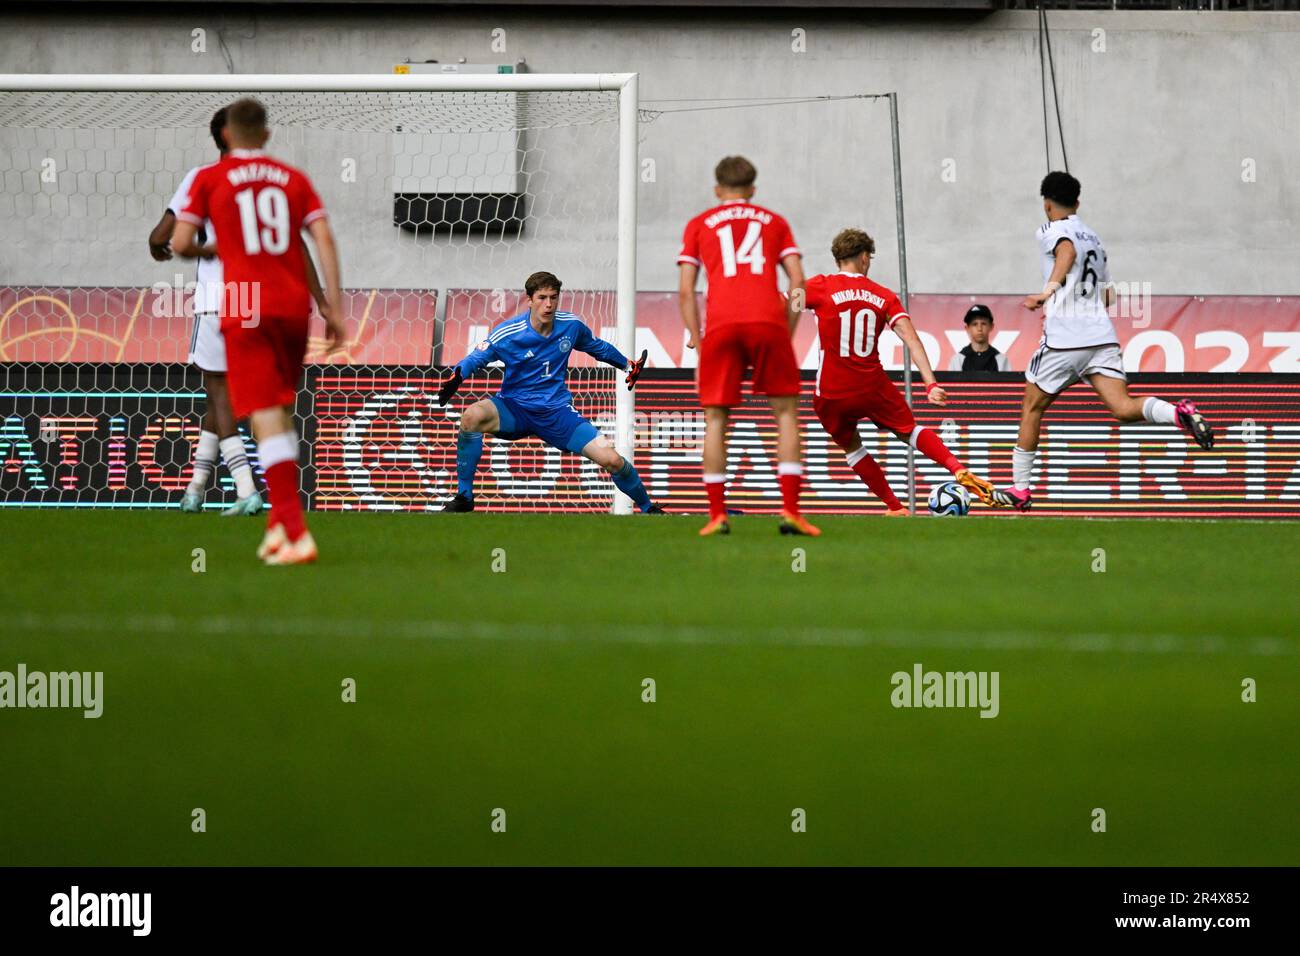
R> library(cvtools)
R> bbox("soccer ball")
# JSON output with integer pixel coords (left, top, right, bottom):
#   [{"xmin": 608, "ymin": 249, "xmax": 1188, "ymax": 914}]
[{"xmin": 928, "ymin": 481, "xmax": 970, "ymax": 516}]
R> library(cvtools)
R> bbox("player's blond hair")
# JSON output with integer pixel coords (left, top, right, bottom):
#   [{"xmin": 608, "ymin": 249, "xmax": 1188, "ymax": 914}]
[
  {"xmin": 831, "ymin": 228, "xmax": 876, "ymax": 263},
  {"xmin": 714, "ymin": 156, "xmax": 757, "ymax": 189}
]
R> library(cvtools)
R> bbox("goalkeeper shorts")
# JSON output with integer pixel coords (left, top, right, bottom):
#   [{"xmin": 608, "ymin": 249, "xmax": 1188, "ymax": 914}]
[{"xmin": 489, "ymin": 395, "xmax": 600, "ymax": 454}]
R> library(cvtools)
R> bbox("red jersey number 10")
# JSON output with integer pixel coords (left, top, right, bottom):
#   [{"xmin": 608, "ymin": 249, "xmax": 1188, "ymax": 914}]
[{"xmin": 838, "ymin": 307, "xmax": 878, "ymax": 358}]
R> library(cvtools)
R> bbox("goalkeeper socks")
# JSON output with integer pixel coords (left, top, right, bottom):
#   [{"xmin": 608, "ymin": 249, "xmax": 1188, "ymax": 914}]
[
  {"xmin": 1012, "ymin": 446, "xmax": 1037, "ymax": 491},
  {"xmin": 456, "ymin": 430, "xmax": 484, "ymax": 499},
  {"xmin": 188, "ymin": 429, "xmax": 219, "ymax": 493},
  {"xmin": 704, "ymin": 472, "xmax": 727, "ymax": 520},
  {"xmin": 611, "ymin": 459, "xmax": 653, "ymax": 512},
  {"xmin": 258, "ymin": 431, "xmax": 306, "ymax": 542},
  {"xmin": 219, "ymin": 434, "xmax": 257, "ymax": 498},
  {"xmin": 777, "ymin": 461, "xmax": 803, "ymax": 514},
  {"xmin": 911, "ymin": 427, "xmax": 962, "ymax": 476},
  {"xmin": 847, "ymin": 446, "xmax": 902, "ymax": 510},
  {"xmin": 1141, "ymin": 396, "xmax": 1178, "ymax": 425}
]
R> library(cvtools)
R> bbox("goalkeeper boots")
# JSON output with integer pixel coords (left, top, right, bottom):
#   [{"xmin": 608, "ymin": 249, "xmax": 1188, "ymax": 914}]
[
  {"xmin": 222, "ymin": 493, "xmax": 264, "ymax": 517},
  {"xmin": 179, "ymin": 490, "xmax": 204, "ymax": 513},
  {"xmin": 441, "ymin": 493, "xmax": 475, "ymax": 513}
]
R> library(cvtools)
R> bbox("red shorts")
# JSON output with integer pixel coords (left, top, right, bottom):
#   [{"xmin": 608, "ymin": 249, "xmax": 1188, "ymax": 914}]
[
  {"xmin": 696, "ymin": 321, "xmax": 800, "ymax": 408},
  {"xmin": 222, "ymin": 315, "xmax": 309, "ymax": 419},
  {"xmin": 813, "ymin": 369, "xmax": 916, "ymax": 447}
]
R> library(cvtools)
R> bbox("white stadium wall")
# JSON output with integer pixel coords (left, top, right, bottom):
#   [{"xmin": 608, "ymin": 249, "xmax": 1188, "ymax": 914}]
[{"xmin": 1, "ymin": 8, "xmax": 1298, "ymax": 297}]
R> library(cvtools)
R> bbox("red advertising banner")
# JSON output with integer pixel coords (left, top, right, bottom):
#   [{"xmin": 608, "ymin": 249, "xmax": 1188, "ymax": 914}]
[
  {"xmin": 307, "ymin": 370, "xmax": 1300, "ymax": 519},
  {"xmin": 0, "ymin": 286, "xmax": 439, "ymax": 365},
  {"xmin": 436, "ymin": 290, "xmax": 1300, "ymax": 374},
  {"xmin": 2, "ymin": 365, "xmax": 1296, "ymax": 518}
]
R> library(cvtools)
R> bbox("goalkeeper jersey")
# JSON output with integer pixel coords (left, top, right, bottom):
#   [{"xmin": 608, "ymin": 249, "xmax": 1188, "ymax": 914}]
[{"xmin": 455, "ymin": 311, "xmax": 629, "ymax": 410}]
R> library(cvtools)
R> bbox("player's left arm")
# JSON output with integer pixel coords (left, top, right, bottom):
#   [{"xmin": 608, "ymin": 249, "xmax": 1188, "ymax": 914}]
[
  {"xmin": 301, "ymin": 236, "xmax": 327, "ymax": 310},
  {"xmin": 574, "ymin": 323, "xmax": 648, "ymax": 389},
  {"xmin": 1024, "ymin": 238, "xmax": 1075, "ymax": 310},
  {"xmin": 170, "ymin": 173, "xmax": 208, "ymax": 259},
  {"xmin": 306, "ymin": 217, "xmax": 345, "ymax": 355},
  {"xmin": 574, "ymin": 322, "xmax": 628, "ymax": 370},
  {"xmin": 1101, "ymin": 251, "xmax": 1116, "ymax": 308},
  {"xmin": 892, "ymin": 314, "xmax": 947, "ymax": 406},
  {"xmin": 776, "ymin": 218, "xmax": 804, "ymax": 336}
]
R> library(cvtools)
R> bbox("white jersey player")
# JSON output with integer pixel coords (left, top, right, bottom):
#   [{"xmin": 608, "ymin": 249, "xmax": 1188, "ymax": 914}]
[
  {"xmin": 995, "ymin": 171, "xmax": 1214, "ymax": 511},
  {"xmin": 147, "ymin": 107, "xmax": 262, "ymax": 516}
]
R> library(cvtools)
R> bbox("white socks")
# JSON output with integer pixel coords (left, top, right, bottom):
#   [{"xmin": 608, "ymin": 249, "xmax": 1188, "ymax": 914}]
[
  {"xmin": 1012, "ymin": 446, "xmax": 1036, "ymax": 492},
  {"xmin": 257, "ymin": 430, "xmax": 300, "ymax": 470},
  {"xmin": 188, "ymin": 430, "xmax": 219, "ymax": 493},
  {"xmin": 1142, "ymin": 396, "xmax": 1178, "ymax": 425},
  {"xmin": 220, "ymin": 435, "xmax": 257, "ymax": 498}
]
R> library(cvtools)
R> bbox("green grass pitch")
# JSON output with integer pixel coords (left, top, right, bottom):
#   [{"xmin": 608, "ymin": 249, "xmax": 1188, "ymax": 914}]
[{"xmin": 2, "ymin": 509, "xmax": 1297, "ymax": 866}]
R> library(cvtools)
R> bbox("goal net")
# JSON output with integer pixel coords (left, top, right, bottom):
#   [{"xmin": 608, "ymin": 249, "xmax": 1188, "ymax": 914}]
[{"xmin": 0, "ymin": 74, "xmax": 637, "ymax": 512}]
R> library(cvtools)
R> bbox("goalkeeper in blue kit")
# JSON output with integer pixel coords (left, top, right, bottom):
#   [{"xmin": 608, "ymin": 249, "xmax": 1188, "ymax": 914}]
[{"xmin": 437, "ymin": 270, "xmax": 664, "ymax": 514}]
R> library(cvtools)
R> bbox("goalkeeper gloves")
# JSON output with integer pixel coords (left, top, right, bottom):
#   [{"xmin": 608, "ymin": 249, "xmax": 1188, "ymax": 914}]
[
  {"xmin": 625, "ymin": 349, "xmax": 648, "ymax": 390},
  {"xmin": 437, "ymin": 368, "xmax": 464, "ymax": 406}
]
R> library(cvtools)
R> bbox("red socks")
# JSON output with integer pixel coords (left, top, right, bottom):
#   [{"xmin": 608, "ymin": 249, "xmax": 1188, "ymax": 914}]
[
  {"xmin": 913, "ymin": 427, "xmax": 962, "ymax": 476},
  {"xmin": 704, "ymin": 467, "xmax": 804, "ymax": 516},
  {"xmin": 777, "ymin": 462, "xmax": 803, "ymax": 515},
  {"xmin": 850, "ymin": 453, "xmax": 903, "ymax": 510},
  {"xmin": 264, "ymin": 459, "xmax": 306, "ymax": 542},
  {"xmin": 704, "ymin": 475, "xmax": 727, "ymax": 521}
]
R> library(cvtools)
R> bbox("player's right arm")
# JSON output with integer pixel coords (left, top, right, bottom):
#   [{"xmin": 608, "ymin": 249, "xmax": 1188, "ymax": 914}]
[
  {"xmin": 676, "ymin": 217, "xmax": 703, "ymax": 350},
  {"xmin": 150, "ymin": 167, "xmax": 198, "ymax": 261},
  {"xmin": 1025, "ymin": 237, "xmax": 1076, "ymax": 311},
  {"xmin": 147, "ymin": 211, "xmax": 175, "ymax": 262},
  {"xmin": 439, "ymin": 334, "xmax": 504, "ymax": 405},
  {"xmin": 678, "ymin": 263, "xmax": 701, "ymax": 350}
]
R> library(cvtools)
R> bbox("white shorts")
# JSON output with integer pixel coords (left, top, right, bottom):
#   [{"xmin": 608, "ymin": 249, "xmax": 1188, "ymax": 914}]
[
  {"xmin": 188, "ymin": 311, "xmax": 227, "ymax": 373},
  {"xmin": 1025, "ymin": 343, "xmax": 1125, "ymax": 395}
]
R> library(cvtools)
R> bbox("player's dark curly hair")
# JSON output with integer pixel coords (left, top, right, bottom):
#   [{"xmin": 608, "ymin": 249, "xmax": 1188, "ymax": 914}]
[
  {"xmin": 831, "ymin": 228, "xmax": 875, "ymax": 263},
  {"xmin": 209, "ymin": 107, "xmax": 228, "ymax": 153},
  {"xmin": 1041, "ymin": 170, "xmax": 1081, "ymax": 208},
  {"xmin": 525, "ymin": 271, "xmax": 562, "ymax": 297}
]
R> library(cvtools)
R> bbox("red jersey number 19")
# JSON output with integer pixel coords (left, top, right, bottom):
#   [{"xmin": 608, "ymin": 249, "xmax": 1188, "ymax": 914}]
[
  {"xmin": 718, "ymin": 222, "xmax": 766, "ymax": 277},
  {"xmin": 234, "ymin": 186, "xmax": 291, "ymax": 255},
  {"xmin": 838, "ymin": 307, "xmax": 878, "ymax": 358}
]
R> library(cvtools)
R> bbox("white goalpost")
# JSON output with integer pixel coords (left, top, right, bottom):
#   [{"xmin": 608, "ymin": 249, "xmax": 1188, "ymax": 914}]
[{"xmin": 0, "ymin": 72, "xmax": 640, "ymax": 514}]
